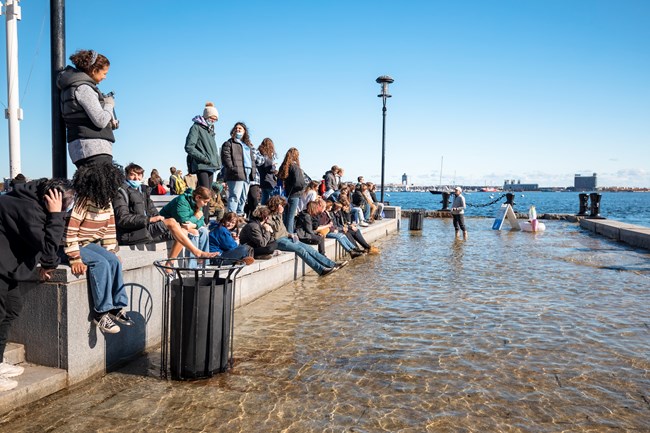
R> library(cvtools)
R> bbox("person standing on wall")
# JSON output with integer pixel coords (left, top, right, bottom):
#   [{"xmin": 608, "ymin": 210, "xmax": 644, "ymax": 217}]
[
  {"xmin": 57, "ymin": 49, "xmax": 118, "ymax": 169},
  {"xmin": 221, "ymin": 122, "xmax": 257, "ymax": 217},
  {"xmin": 451, "ymin": 186, "xmax": 468, "ymax": 240},
  {"xmin": 0, "ymin": 179, "xmax": 71, "ymax": 391},
  {"xmin": 185, "ymin": 102, "xmax": 221, "ymax": 224}
]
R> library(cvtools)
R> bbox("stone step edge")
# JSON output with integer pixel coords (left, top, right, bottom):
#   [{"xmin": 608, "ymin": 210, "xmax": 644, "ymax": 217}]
[
  {"xmin": 0, "ymin": 364, "xmax": 68, "ymax": 416},
  {"xmin": 3, "ymin": 342, "xmax": 24, "ymax": 365}
]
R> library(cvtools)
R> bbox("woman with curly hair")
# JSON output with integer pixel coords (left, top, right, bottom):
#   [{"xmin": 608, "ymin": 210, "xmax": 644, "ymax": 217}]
[
  {"xmin": 57, "ymin": 49, "xmax": 118, "ymax": 168},
  {"xmin": 220, "ymin": 122, "xmax": 257, "ymax": 216},
  {"xmin": 63, "ymin": 163, "xmax": 132, "ymax": 335},
  {"xmin": 277, "ymin": 147, "xmax": 305, "ymax": 234},
  {"xmin": 257, "ymin": 137, "xmax": 278, "ymax": 205}
]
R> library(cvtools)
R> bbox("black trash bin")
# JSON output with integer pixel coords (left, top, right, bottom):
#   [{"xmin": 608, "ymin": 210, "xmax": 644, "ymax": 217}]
[
  {"xmin": 155, "ymin": 258, "xmax": 244, "ymax": 380},
  {"xmin": 409, "ymin": 209, "xmax": 425, "ymax": 230}
]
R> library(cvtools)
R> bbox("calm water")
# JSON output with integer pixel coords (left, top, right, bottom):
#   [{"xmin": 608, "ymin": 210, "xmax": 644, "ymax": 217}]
[
  {"xmin": 2, "ymin": 219, "xmax": 649, "ymax": 432},
  {"xmin": 388, "ymin": 191, "xmax": 650, "ymax": 227}
]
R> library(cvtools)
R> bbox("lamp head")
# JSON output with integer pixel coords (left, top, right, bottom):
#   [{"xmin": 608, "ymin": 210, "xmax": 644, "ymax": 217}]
[{"xmin": 376, "ymin": 75, "xmax": 394, "ymax": 98}]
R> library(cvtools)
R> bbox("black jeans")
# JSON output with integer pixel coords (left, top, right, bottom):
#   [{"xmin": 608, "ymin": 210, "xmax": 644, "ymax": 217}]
[
  {"xmin": 244, "ymin": 185, "xmax": 261, "ymax": 219},
  {"xmin": 196, "ymin": 170, "xmax": 214, "ymax": 225},
  {"xmin": 0, "ymin": 276, "xmax": 22, "ymax": 360}
]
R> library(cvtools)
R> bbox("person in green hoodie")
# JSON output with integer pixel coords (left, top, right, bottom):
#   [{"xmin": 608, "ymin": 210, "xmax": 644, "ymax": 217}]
[
  {"xmin": 159, "ymin": 186, "xmax": 212, "ymax": 267},
  {"xmin": 185, "ymin": 102, "xmax": 221, "ymax": 224}
]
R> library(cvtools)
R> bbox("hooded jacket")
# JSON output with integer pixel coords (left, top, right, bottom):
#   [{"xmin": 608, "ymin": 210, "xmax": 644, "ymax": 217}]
[
  {"xmin": 185, "ymin": 116, "xmax": 221, "ymax": 174},
  {"xmin": 159, "ymin": 188, "xmax": 205, "ymax": 228},
  {"xmin": 0, "ymin": 181, "xmax": 66, "ymax": 281}
]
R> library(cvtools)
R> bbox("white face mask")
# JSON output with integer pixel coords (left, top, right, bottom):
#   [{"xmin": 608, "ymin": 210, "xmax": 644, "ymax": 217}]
[{"xmin": 235, "ymin": 132, "xmax": 243, "ymax": 140}]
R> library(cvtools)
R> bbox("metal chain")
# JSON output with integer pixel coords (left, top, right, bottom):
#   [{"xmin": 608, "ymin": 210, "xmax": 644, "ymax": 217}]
[{"xmin": 466, "ymin": 193, "xmax": 508, "ymax": 208}]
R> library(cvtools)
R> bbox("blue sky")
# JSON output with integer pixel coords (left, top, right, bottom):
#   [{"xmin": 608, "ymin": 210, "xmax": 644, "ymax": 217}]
[{"xmin": 1, "ymin": 0, "xmax": 649, "ymax": 187}]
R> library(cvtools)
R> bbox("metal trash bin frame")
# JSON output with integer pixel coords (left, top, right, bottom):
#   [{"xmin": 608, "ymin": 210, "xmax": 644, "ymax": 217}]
[{"xmin": 154, "ymin": 257, "xmax": 245, "ymax": 380}]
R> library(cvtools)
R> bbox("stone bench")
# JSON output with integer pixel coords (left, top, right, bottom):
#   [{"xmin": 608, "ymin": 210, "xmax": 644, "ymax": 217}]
[{"xmin": 9, "ymin": 208, "xmax": 400, "ymax": 385}]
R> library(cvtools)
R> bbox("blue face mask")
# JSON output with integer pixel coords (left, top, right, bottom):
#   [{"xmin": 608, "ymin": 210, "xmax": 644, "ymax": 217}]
[
  {"xmin": 235, "ymin": 132, "xmax": 243, "ymax": 140},
  {"xmin": 127, "ymin": 179, "xmax": 142, "ymax": 189},
  {"xmin": 206, "ymin": 118, "xmax": 216, "ymax": 126}
]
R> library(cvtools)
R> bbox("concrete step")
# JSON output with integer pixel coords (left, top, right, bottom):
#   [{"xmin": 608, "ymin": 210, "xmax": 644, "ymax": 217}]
[
  {"xmin": 0, "ymin": 363, "xmax": 68, "ymax": 416},
  {"xmin": 3, "ymin": 342, "xmax": 25, "ymax": 365}
]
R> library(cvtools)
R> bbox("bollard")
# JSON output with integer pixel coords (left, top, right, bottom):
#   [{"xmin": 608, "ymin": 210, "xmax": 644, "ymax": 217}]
[
  {"xmin": 589, "ymin": 192, "xmax": 602, "ymax": 218},
  {"xmin": 505, "ymin": 193, "xmax": 516, "ymax": 208},
  {"xmin": 440, "ymin": 192, "xmax": 450, "ymax": 211},
  {"xmin": 577, "ymin": 193, "xmax": 589, "ymax": 216},
  {"xmin": 409, "ymin": 209, "xmax": 424, "ymax": 230}
]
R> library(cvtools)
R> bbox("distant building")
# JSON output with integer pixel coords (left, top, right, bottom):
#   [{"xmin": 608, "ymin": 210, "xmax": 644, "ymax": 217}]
[
  {"xmin": 574, "ymin": 173, "xmax": 597, "ymax": 191},
  {"xmin": 401, "ymin": 173, "xmax": 408, "ymax": 186},
  {"xmin": 503, "ymin": 179, "xmax": 539, "ymax": 191}
]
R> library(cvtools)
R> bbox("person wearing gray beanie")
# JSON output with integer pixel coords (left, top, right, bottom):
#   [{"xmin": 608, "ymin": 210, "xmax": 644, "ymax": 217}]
[{"xmin": 185, "ymin": 102, "xmax": 221, "ymax": 224}]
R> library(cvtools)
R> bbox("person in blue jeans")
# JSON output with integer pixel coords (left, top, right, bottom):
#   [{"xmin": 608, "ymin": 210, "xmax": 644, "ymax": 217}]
[
  {"xmin": 266, "ymin": 196, "xmax": 346, "ymax": 276},
  {"xmin": 63, "ymin": 163, "xmax": 133, "ymax": 334},
  {"xmin": 277, "ymin": 147, "xmax": 306, "ymax": 234},
  {"xmin": 159, "ymin": 186, "xmax": 216, "ymax": 268}
]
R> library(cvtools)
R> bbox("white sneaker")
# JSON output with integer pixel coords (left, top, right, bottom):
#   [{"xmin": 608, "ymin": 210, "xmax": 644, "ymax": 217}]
[
  {"xmin": 0, "ymin": 361, "xmax": 24, "ymax": 377},
  {"xmin": 359, "ymin": 221, "xmax": 369, "ymax": 227},
  {"xmin": 0, "ymin": 375, "xmax": 18, "ymax": 391},
  {"xmin": 93, "ymin": 313, "xmax": 121, "ymax": 334}
]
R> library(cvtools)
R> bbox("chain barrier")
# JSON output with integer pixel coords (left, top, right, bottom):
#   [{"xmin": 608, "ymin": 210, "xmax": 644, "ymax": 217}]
[{"xmin": 466, "ymin": 193, "xmax": 508, "ymax": 208}]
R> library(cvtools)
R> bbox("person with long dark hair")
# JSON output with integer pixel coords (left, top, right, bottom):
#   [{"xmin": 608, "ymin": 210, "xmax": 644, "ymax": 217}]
[
  {"xmin": 277, "ymin": 147, "xmax": 305, "ymax": 234},
  {"xmin": 185, "ymin": 102, "xmax": 221, "ymax": 224},
  {"xmin": 57, "ymin": 49, "xmax": 118, "ymax": 168},
  {"xmin": 257, "ymin": 138, "xmax": 278, "ymax": 205},
  {"xmin": 63, "ymin": 163, "xmax": 132, "ymax": 335},
  {"xmin": 221, "ymin": 122, "xmax": 257, "ymax": 216}
]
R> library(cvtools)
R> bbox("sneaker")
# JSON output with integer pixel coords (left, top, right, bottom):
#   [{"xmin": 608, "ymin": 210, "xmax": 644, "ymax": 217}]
[
  {"xmin": 94, "ymin": 313, "xmax": 120, "ymax": 334},
  {"xmin": 350, "ymin": 250, "xmax": 364, "ymax": 258},
  {"xmin": 335, "ymin": 260, "xmax": 349, "ymax": 269},
  {"xmin": 0, "ymin": 375, "xmax": 17, "ymax": 392},
  {"xmin": 320, "ymin": 267, "xmax": 335, "ymax": 276},
  {"xmin": 240, "ymin": 256, "xmax": 255, "ymax": 266},
  {"xmin": 367, "ymin": 246, "xmax": 381, "ymax": 255},
  {"xmin": 110, "ymin": 309, "xmax": 134, "ymax": 327},
  {"xmin": 359, "ymin": 221, "xmax": 369, "ymax": 227},
  {"xmin": 0, "ymin": 361, "xmax": 24, "ymax": 377}
]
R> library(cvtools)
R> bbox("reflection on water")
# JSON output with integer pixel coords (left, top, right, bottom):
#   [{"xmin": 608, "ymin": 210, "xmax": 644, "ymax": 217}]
[{"xmin": 2, "ymin": 219, "xmax": 650, "ymax": 432}]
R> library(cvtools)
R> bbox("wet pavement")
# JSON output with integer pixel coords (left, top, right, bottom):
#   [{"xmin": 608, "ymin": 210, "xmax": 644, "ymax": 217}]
[{"xmin": 1, "ymin": 218, "xmax": 649, "ymax": 432}]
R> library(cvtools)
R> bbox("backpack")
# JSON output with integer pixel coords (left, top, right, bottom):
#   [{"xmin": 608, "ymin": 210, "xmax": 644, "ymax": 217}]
[
  {"xmin": 172, "ymin": 175, "xmax": 187, "ymax": 195},
  {"xmin": 318, "ymin": 179, "xmax": 326, "ymax": 195}
]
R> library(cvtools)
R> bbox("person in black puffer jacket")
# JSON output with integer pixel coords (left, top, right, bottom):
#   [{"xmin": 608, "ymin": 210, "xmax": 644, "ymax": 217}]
[{"xmin": 113, "ymin": 163, "xmax": 217, "ymax": 262}]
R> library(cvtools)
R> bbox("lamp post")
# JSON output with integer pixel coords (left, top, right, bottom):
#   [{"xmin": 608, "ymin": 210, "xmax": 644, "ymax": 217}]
[{"xmin": 376, "ymin": 75, "xmax": 393, "ymax": 203}]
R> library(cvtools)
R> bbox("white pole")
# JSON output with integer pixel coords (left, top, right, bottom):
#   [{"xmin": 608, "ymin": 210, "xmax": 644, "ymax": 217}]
[{"xmin": 3, "ymin": 0, "xmax": 22, "ymax": 178}]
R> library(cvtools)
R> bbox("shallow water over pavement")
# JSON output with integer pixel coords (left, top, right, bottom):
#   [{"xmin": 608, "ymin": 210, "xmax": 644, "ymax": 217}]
[{"xmin": 2, "ymin": 218, "xmax": 650, "ymax": 432}]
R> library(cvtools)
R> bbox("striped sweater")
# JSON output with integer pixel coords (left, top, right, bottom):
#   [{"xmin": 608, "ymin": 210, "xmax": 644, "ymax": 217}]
[{"xmin": 64, "ymin": 198, "xmax": 118, "ymax": 265}]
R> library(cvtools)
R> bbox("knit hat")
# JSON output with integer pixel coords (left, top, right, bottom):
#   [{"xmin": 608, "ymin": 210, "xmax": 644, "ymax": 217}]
[{"xmin": 203, "ymin": 102, "xmax": 219, "ymax": 120}]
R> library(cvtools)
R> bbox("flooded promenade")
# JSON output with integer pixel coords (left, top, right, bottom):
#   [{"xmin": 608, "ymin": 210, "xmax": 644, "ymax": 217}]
[{"xmin": 2, "ymin": 218, "xmax": 649, "ymax": 432}]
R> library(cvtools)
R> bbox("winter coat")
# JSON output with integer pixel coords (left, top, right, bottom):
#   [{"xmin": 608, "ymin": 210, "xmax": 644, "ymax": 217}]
[
  {"xmin": 185, "ymin": 116, "xmax": 221, "ymax": 174},
  {"xmin": 221, "ymin": 139, "xmax": 257, "ymax": 182},
  {"xmin": 283, "ymin": 163, "xmax": 306, "ymax": 198},
  {"xmin": 239, "ymin": 218, "xmax": 273, "ymax": 248},
  {"xmin": 323, "ymin": 170, "xmax": 338, "ymax": 191},
  {"xmin": 208, "ymin": 223, "xmax": 239, "ymax": 254},
  {"xmin": 258, "ymin": 155, "xmax": 277, "ymax": 190},
  {"xmin": 0, "ymin": 181, "xmax": 66, "ymax": 281},
  {"xmin": 113, "ymin": 183, "xmax": 161, "ymax": 245},
  {"xmin": 294, "ymin": 210, "xmax": 320, "ymax": 243}
]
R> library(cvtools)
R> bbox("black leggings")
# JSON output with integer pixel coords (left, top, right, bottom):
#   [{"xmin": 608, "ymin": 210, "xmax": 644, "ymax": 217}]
[{"xmin": 196, "ymin": 171, "xmax": 214, "ymax": 224}]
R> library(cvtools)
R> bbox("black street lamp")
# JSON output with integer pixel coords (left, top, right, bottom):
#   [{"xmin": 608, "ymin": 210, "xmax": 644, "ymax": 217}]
[{"xmin": 376, "ymin": 75, "xmax": 394, "ymax": 203}]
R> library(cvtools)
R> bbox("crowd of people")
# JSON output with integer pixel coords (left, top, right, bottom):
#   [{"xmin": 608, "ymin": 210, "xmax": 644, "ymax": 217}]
[{"xmin": 0, "ymin": 49, "xmax": 387, "ymax": 392}]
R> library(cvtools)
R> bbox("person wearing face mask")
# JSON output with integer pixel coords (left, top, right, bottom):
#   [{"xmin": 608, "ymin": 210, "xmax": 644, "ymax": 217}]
[
  {"xmin": 57, "ymin": 49, "xmax": 119, "ymax": 168},
  {"xmin": 112, "ymin": 163, "xmax": 217, "ymax": 263},
  {"xmin": 185, "ymin": 102, "xmax": 221, "ymax": 224},
  {"xmin": 220, "ymin": 122, "xmax": 257, "ymax": 216}
]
